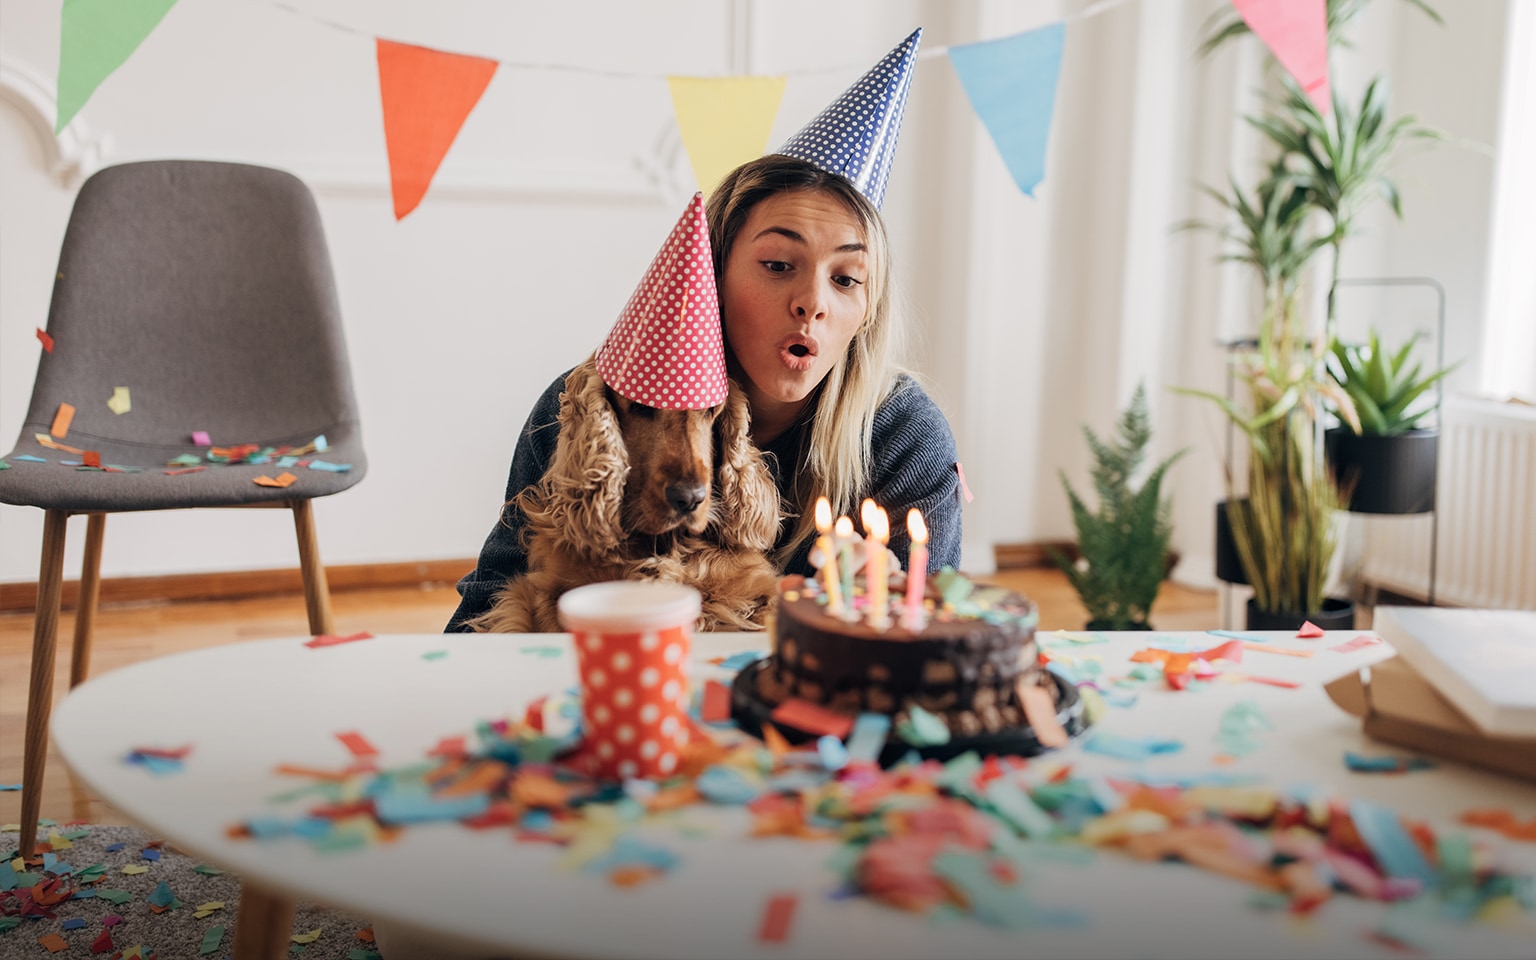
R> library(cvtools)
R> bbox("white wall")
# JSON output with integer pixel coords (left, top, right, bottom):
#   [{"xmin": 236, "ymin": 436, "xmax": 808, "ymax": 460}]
[{"xmin": 0, "ymin": 0, "xmax": 1517, "ymax": 588}]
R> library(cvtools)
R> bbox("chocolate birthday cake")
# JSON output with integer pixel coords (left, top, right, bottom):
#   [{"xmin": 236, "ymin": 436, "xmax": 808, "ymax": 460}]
[{"xmin": 751, "ymin": 570, "xmax": 1047, "ymax": 737}]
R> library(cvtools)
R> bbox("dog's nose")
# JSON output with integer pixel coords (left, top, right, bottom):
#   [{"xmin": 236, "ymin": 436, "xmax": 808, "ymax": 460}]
[{"xmin": 665, "ymin": 482, "xmax": 708, "ymax": 515}]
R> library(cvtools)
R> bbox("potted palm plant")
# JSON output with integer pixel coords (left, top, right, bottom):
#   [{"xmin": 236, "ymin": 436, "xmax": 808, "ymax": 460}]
[
  {"xmin": 1327, "ymin": 330, "xmax": 1458, "ymax": 513},
  {"xmin": 1049, "ymin": 385, "xmax": 1184, "ymax": 630},
  {"xmin": 1185, "ymin": 0, "xmax": 1444, "ymax": 630}
]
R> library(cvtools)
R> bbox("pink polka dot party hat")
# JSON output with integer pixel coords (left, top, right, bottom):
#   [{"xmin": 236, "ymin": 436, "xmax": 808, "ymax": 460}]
[{"xmin": 595, "ymin": 192, "xmax": 727, "ymax": 410}]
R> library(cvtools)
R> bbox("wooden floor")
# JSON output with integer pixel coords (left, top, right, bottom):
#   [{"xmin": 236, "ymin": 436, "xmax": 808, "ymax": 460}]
[{"xmin": 0, "ymin": 569, "xmax": 1216, "ymax": 828}]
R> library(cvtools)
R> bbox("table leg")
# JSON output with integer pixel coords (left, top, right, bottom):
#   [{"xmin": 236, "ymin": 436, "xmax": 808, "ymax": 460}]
[{"xmin": 232, "ymin": 884, "xmax": 297, "ymax": 960}]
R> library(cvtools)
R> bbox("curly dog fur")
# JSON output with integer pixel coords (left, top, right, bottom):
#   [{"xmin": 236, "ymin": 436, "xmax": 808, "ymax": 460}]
[{"xmin": 465, "ymin": 358, "xmax": 782, "ymax": 633}]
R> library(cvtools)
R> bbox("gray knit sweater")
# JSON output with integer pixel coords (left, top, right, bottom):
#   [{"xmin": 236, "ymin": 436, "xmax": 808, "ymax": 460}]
[{"xmin": 446, "ymin": 370, "xmax": 963, "ymax": 632}]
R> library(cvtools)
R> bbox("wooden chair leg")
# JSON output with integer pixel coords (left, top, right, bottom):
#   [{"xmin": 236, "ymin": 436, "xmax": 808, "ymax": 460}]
[
  {"xmin": 232, "ymin": 883, "xmax": 297, "ymax": 960},
  {"xmin": 291, "ymin": 499, "xmax": 334, "ymax": 636},
  {"xmin": 22, "ymin": 510, "xmax": 70, "ymax": 858},
  {"xmin": 70, "ymin": 513, "xmax": 106, "ymax": 689}
]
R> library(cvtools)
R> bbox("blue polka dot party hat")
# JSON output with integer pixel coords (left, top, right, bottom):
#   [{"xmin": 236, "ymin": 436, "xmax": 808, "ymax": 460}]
[
  {"xmin": 776, "ymin": 27, "xmax": 922, "ymax": 209},
  {"xmin": 596, "ymin": 192, "xmax": 728, "ymax": 410}
]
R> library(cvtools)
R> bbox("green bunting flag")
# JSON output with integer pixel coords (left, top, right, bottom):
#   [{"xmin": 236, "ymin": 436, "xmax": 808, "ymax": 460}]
[{"xmin": 56, "ymin": 0, "xmax": 179, "ymax": 133}]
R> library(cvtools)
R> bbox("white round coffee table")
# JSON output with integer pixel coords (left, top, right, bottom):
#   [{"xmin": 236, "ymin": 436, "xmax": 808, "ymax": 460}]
[{"xmin": 51, "ymin": 630, "xmax": 1536, "ymax": 959}]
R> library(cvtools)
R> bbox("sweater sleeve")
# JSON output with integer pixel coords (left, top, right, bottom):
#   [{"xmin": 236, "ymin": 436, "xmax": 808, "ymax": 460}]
[
  {"xmin": 445, "ymin": 371, "xmax": 569, "ymax": 632},
  {"xmin": 866, "ymin": 376, "xmax": 964, "ymax": 573}
]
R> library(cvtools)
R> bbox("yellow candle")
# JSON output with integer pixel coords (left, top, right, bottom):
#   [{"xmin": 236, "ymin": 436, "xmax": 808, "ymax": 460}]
[
  {"xmin": 867, "ymin": 507, "xmax": 890, "ymax": 628},
  {"xmin": 814, "ymin": 496, "xmax": 843, "ymax": 614},
  {"xmin": 904, "ymin": 509, "xmax": 928, "ymax": 628}
]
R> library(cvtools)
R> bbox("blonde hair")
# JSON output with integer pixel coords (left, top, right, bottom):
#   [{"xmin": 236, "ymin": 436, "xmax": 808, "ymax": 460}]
[{"xmin": 707, "ymin": 155, "xmax": 905, "ymax": 568}]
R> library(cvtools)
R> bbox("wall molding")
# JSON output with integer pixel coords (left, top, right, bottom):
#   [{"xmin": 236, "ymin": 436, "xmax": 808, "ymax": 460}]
[{"xmin": 0, "ymin": 55, "xmax": 112, "ymax": 188}]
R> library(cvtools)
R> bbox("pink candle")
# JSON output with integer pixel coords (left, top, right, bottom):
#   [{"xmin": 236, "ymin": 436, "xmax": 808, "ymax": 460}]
[
  {"xmin": 904, "ymin": 508, "xmax": 928, "ymax": 627},
  {"xmin": 867, "ymin": 507, "xmax": 890, "ymax": 629},
  {"xmin": 813, "ymin": 496, "xmax": 843, "ymax": 614}
]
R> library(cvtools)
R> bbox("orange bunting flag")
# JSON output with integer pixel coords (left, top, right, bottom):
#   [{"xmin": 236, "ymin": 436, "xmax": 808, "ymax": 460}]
[
  {"xmin": 1232, "ymin": 0, "xmax": 1330, "ymax": 113},
  {"xmin": 376, "ymin": 39, "xmax": 498, "ymax": 220}
]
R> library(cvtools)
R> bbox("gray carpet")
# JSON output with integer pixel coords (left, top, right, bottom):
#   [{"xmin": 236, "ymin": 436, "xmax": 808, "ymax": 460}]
[{"xmin": 1, "ymin": 824, "xmax": 374, "ymax": 959}]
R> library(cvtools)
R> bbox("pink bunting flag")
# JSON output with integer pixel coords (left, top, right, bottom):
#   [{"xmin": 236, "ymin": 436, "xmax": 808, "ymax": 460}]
[{"xmin": 1232, "ymin": 0, "xmax": 1330, "ymax": 113}]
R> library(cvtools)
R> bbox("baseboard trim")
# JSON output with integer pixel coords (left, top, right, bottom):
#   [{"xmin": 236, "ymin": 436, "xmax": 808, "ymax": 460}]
[
  {"xmin": 993, "ymin": 541, "xmax": 1181, "ymax": 578},
  {"xmin": 0, "ymin": 558, "xmax": 476, "ymax": 614},
  {"xmin": 994, "ymin": 541, "xmax": 1078, "ymax": 570}
]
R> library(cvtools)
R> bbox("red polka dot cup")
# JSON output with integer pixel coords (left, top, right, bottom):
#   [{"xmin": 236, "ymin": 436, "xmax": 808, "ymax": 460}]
[{"xmin": 558, "ymin": 581, "xmax": 700, "ymax": 781}]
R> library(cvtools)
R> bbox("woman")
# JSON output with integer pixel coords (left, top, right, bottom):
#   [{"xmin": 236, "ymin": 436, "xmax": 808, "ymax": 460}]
[{"xmin": 446, "ymin": 154, "xmax": 962, "ymax": 632}]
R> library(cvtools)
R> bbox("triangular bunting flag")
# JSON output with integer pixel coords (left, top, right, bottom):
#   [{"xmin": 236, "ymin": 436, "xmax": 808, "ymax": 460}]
[
  {"xmin": 376, "ymin": 39, "xmax": 499, "ymax": 220},
  {"xmin": 948, "ymin": 23, "xmax": 1065, "ymax": 197},
  {"xmin": 667, "ymin": 75, "xmax": 786, "ymax": 197},
  {"xmin": 56, "ymin": 0, "xmax": 178, "ymax": 133},
  {"xmin": 1232, "ymin": 0, "xmax": 1330, "ymax": 113}
]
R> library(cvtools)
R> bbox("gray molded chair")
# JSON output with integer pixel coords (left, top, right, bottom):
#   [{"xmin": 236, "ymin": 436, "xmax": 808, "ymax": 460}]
[{"xmin": 0, "ymin": 160, "xmax": 366, "ymax": 858}]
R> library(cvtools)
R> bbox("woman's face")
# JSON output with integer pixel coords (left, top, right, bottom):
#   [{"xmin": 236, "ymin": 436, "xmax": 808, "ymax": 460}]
[{"xmin": 720, "ymin": 188, "xmax": 870, "ymax": 417}]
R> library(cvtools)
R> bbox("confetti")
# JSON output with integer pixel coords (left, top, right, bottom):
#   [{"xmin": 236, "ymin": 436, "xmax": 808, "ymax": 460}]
[
  {"xmin": 1242, "ymin": 641, "xmax": 1315, "ymax": 658},
  {"xmin": 199, "ymin": 925, "xmax": 225, "ymax": 955},
  {"xmin": 771, "ymin": 698, "xmax": 855, "ymax": 739},
  {"xmin": 336, "ymin": 731, "xmax": 379, "ymax": 758},
  {"xmin": 106, "ymin": 386, "xmax": 131, "ymax": 414},
  {"xmin": 1330, "ymin": 634, "xmax": 1384, "ymax": 653},
  {"xmin": 757, "ymin": 893, "xmax": 798, "ymax": 943},
  {"xmin": 304, "ymin": 631, "xmax": 374, "ymax": 649},
  {"xmin": 700, "ymin": 679, "xmax": 732, "ymax": 723},
  {"xmin": 253, "ymin": 471, "xmax": 298, "ymax": 488},
  {"xmin": 1297, "ymin": 620, "xmax": 1325, "ymax": 638},
  {"xmin": 50, "ymin": 403, "xmax": 75, "ymax": 438},
  {"xmin": 37, "ymin": 327, "xmax": 54, "ymax": 352}
]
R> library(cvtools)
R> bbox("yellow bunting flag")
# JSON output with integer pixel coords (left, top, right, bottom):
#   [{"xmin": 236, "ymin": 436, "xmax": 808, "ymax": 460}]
[
  {"xmin": 667, "ymin": 75, "xmax": 786, "ymax": 197},
  {"xmin": 376, "ymin": 39, "xmax": 498, "ymax": 221}
]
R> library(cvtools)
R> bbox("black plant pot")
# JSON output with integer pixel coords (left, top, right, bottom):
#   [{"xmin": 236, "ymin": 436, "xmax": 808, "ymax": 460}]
[
  {"xmin": 1245, "ymin": 596, "xmax": 1355, "ymax": 631},
  {"xmin": 1326, "ymin": 427, "xmax": 1438, "ymax": 515},
  {"xmin": 1086, "ymin": 620, "xmax": 1152, "ymax": 631},
  {"xmin": 1214, "ymin": 499, "xmax": 1249, "ymax": 585}
]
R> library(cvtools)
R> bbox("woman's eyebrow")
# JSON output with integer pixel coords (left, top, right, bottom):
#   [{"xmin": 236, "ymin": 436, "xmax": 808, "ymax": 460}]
[{"xmin": 751, "ymin": 226, "xmax": 867, "ymax": 253}]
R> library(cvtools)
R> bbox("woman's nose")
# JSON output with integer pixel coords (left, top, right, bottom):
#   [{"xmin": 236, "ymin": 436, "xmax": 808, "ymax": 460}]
[{"xmin": 791, "ymin": 282, "xmax": 827, "ymax": 320}]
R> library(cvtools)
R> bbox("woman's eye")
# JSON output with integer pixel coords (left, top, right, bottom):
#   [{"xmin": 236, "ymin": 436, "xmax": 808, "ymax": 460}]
[
  {"xmin": 831, "ymin": 275, "xmax": 864, "ymax": 289},
  {"xmin": 760, "ymin": 260, "xmax": 791, "ymax": 274}
]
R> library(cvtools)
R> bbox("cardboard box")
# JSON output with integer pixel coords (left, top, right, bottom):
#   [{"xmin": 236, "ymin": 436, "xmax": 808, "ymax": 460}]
[{"xmin": 1325, "ymin": 654, "xmax": 1536, "ymax": 784}]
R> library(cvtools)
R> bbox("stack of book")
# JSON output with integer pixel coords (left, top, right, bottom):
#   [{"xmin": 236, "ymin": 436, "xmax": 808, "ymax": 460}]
[{"xmin": 1325, "ymin": 607, "xmax": 1536, "ymax": 783}]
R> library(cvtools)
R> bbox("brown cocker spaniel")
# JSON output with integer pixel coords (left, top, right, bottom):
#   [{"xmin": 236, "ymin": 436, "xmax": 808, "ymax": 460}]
[{"xmin": 465, "ymin": 358, "xmax": 782, "ymax": 633}]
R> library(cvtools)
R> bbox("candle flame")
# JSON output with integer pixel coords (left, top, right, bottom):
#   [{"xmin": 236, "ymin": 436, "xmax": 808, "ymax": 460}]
[
  {"xmin": 871, "ymin": 507, "xmax": 889, "ymax": 544},
  {"xmin": 907, "ymin": 508, "xmax": 927, "ymax": 545},
  {"xmin": 834, "ymin": 516, "xmax": 854, "ymax": 538},
  {"xmin": 815, "ymin": 496, "xmax": 832, "ymax": 533},
  {"xmin": 860, "ymin": 498, "xmax": 878, "ymax": 534}
]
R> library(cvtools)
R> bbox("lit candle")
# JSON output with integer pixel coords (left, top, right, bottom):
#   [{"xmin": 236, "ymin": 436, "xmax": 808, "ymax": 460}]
[
  {"xmin": 834, "ymin": 516, "xmax": 857, "ymax": 616},
  {"xmin": 904, "ymin": 508, "xmax": 928, "ymax": 628},
  {"xmin": 867, "ymin": 507, "xmax": 890, "ymax": 629},
  {"xmin": 814, "ymin": 497, "xmax": 843, "ymax": 614}
]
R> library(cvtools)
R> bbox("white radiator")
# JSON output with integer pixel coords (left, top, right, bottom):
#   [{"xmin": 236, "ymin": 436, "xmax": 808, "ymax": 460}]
[{"xmin": 1360, "ymin": 396, "xmax": 1536, "ymax": 609}]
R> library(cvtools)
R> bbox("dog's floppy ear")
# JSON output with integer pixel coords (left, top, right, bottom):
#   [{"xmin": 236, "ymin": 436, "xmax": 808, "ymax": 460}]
[
  {"xmin": 711, "ymin": 379, "xmax": 781, "ymax": 552},
  {"xmin": 522, "ymin": 358, "xmax": 628, "ymax": 559}
]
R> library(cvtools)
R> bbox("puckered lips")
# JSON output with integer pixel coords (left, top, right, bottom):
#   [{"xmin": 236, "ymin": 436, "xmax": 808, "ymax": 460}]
[{"xmin": 779, "ymin": 333, "xmax": 820, "ymax": 373}]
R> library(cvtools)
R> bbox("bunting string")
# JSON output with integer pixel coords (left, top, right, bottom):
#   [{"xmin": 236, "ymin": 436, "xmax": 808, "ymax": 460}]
[
  {"xmin": 60, "ymin": 0, "xmax": 1323, "ymax": 218},
  {"xmin": 237, "ymin": 0, "xmax": 1136, "ymax": 78}
]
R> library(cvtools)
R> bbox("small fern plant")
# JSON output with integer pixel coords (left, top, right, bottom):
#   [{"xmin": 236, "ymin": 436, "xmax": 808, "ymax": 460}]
[{"xmin": 1049, "ymin": 385, "xmax": 1185, "ymax": 630}]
